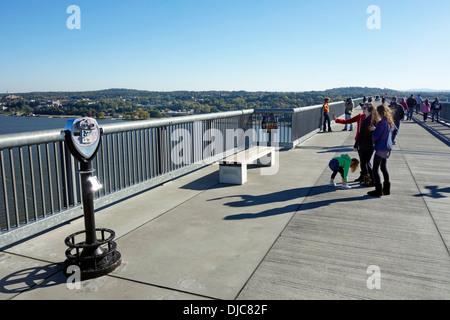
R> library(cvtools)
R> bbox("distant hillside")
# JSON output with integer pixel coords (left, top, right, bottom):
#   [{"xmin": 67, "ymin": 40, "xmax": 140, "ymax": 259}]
[
  {"xmin": 2, "ymin": 87, "xmax": 448, "ymax": 118},
  {"xmin": 9, "ymin": 86, "xmax": 405, "ymax": 101}
]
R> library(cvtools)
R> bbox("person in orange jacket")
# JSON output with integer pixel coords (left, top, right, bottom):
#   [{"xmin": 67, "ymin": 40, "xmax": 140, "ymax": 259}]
[{"xmin": 322, "ymin": 98, "xmax": 332, "ymax": 132}]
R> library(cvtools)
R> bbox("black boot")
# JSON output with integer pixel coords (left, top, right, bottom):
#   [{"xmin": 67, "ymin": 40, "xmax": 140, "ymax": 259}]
[
  {"xmin": 383, "ymin": 182, "xmax": 391, "ymax": 196},
  {"xmin": 367, "ymin": 184, "xmax": 382, "ymax": 197}
]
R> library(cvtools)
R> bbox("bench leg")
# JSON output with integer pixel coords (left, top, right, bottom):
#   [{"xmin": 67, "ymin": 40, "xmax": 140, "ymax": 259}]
[
  {"xmin": 219, "ymin": 164, "xmax": 247, "ymax": 185},
  {"xmin": 257, "ymin": 152, "xmax": 275, "ymax": 167}
]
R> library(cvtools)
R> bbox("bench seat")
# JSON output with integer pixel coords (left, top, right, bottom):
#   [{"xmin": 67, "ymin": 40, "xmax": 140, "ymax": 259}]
[{"xmin": 219, "ymin": 146, "xmax": 275, "ymax": 185}]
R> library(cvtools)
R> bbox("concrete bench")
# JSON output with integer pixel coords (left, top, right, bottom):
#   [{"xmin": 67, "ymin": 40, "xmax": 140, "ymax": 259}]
[{"xmin": 219, "ymin": 146, "xmax": 276, "ymax": 185}]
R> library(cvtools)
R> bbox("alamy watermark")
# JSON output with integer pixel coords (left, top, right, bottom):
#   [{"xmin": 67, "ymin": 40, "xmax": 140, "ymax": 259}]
[
  {"xmin": 67, "ymin": 5, "xmax": 81, "ymax": 30},
  {"xmin": 66, "ymin": 265, "xmax": 81, "ymax": 289},
  {"xmin": 171, "ymin": 127, "xmax": 280, "ymax": 176},
  {"xmin": 367, "ymin": 5, "xmax": 381, "ymax": 30},
  {"xmin": 366, "ymin": 265, "xmax": 381, "ymax": 289}
]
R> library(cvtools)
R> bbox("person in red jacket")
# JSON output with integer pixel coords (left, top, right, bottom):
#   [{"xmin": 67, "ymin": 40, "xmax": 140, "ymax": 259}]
[{"xmin": 333, "ymin": 103, "xmax": 367, "ymax": 182}]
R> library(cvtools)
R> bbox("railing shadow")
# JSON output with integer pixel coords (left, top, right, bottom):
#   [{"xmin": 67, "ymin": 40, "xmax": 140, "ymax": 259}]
[
  {"xmin": 0, "ymin": 263, "xmax": 65, "ymax": 295},
  {"xmin": 296, "ymin": 145, "xmax": 355, "ymax": 154},
  {"xmin": 209, "ymin": 182, "xmax": 370, "ymax": 220},
  {"xmin": 412, "ymin": 116, "xmax": 450, "ymax": 147},
  {"xmin": 209, "ymin": 186, "xmax": 322, "ymax": 208}
]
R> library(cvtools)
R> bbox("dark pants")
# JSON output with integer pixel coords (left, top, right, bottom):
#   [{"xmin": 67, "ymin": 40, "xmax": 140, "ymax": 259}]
[
  {"xmin": 331, "ymin": 167, "xmax": 344, "ymax": 180},
  {"xmin": 329, "ymin": 158, "xmax": 343, "ymax": 179},
  {"xmin": 323, "ymin": 112, "xmax": 331, "ymax": 131},
  {"xmin": 423, "ymin": 113, "xmax": 428, "ymax": 121},
  {"xmin": 432, "ymin": 109, "xmax": 440, "ymax": 121},
  {"xmin": 392, "ymin": 121, "xmax": 400, "ymax": 143},
  {"xmin": 373, "ymin": 154, "xmax": 389, "ymax": 185},
  {"xmin": 359, "ymin": 149, "xmax": 374, "ymax": 177},
  {"xmin": 407, "ymin": 107, "xmax": 414, "ymax": 120}
]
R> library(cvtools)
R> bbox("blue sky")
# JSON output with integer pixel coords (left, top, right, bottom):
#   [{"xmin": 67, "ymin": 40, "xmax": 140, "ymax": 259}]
[{"xmin": 1, "ymin": 0, "xmax": 449, "ymax": 93}]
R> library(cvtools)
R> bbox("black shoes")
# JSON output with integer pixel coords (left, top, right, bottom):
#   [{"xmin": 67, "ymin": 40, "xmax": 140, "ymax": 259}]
[
  {"xmin": 367, "ymin": 184, "xmax": 382, "ymax": 197},
  {"xmin": 367, "ymin": 182, "xmax": 390, "ymax": 197},
  {"xmin": 383, "ymin": 182, "xmax": 390, "ymax": 195}
]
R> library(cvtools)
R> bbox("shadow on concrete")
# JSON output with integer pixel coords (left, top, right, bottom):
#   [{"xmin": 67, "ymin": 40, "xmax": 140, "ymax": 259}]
[
  {"xmin": 209, "ymin": 186, "xmax": 326, "ymax": 208},
  {"xmin": 0, "ymin": 263, "xmax": 64, "ymax": 295},
  {"xmin": 223, "ymin": 194, "xmax": 369, "ymax": 220},
  {"xmin": 296, "ymin": 145, "xmax": 354, "ymax": 154},
  {"xmin": 212, "ymin": 182, "xmax": 369, "ymax": 220},
  {"xmin": 412, "ymin": 117, "xmax": 450, "ymax": 147},
  {"xmin": 415, "ymin": 185, "xmax": 450, "ymax": 199},
  {"xmin": 180, "ymin": 171, "xmax": 220, "ymax": 191}
]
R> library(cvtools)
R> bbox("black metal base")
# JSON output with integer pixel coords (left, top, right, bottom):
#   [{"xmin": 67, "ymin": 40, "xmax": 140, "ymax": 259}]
[{"xmin": 63, "ymin": 228, "xmax": 122, "ymax": 281}]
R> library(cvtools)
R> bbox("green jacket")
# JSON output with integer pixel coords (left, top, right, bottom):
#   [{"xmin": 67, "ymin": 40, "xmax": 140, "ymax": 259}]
[{"xmin": 333, "ymin": 154, "xmax": 352, "ymax": 182}]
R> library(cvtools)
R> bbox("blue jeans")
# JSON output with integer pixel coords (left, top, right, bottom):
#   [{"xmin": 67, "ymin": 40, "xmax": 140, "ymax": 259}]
[
  {"xmin": 407, "ymin": 108, "xmax": 414, "ymax": 120},
  {"xmin": 392, "ymin": 121, "xmax": 400, "ymax": 143},
  {"xmin": 344, "ymin": 113, "xmax": 353, "ymax": 130},
  {"xmin": 432, "ymin": 109, "xmax": 440, "ymax": 121},
  {"xmin": 323, "ymin": 113, "xmax": 331, "ymax": 131}
]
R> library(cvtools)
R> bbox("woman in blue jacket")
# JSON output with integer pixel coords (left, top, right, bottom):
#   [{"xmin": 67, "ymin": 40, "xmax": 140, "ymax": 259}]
[{"xmin": 367, "ymin": 105, "xmax": 394, "ymax": 197}]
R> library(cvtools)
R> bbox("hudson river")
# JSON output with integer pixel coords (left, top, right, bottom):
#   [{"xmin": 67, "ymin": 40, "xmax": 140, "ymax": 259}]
[{"xmin": 0, "ymin": 115, "xmax": 125, "ymax": 135}]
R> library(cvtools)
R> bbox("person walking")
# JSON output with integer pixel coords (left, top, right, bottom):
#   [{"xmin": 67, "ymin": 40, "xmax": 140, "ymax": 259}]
[
  {"xmin": 422, "ymin": 98, "xmax": 431, "ymax": 122},
  {"xmin": 343, "ymin": 98, "xmax": 354, "ymax": 131},
  {"xmin": 322, "ymin": 98, "xmax": 332, "ymax": 132},
  {"xmin": 431, "ymin": 97, "xmax": 441, "ymax": 122},
  {"xmin": 367, "ymin": 105, "xmax": 394, "ymax": 197},
  {"xmin": 416, "ymin": 94, "xmax": 423, "ymax": 114},
  {"xmin": 406, "ymin": 94, "xmax": 417, "ymax": 120},
  {"xmin": 400, "ymin": 98, "xmax": 408, "ymax": 121},
  {"xmin": 389, "ymin": 97, "xmax": 404, "ymax": 145},
  {"xmin": 355, "ymin": 103, "xmax": 379, "ymax": 187}
]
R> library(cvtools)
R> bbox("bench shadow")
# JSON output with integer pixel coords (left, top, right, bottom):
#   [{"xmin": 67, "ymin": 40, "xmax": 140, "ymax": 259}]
[{"xmin": 179, "ymin": 171, "xmax": 220, "ymax": 191}]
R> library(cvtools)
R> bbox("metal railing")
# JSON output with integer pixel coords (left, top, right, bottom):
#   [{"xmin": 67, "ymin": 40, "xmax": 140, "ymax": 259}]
[
  {"xmin": 440, "ymin": 102, "xmax": 450, "ymax": 122},
  {"xmin": 0, "ymin": 99, "xmax": 362, "ymax": 248},
  {"xmin": 254, "ymin": 99, "xmax": 363, "ymax": 148},
  {"xmin": 0, "ymin": 110, "xmax": 253, "ymax": 247}
]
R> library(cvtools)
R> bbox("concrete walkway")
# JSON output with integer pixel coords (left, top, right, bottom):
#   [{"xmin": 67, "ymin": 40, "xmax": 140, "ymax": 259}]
[{"xmin": 1, "ymin": 113, "xmax": 450, "ymax": 300}]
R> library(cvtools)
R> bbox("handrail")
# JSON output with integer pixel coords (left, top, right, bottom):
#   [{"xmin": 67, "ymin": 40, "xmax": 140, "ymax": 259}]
[
  {"xmin": 101, "ymin": 109, "xmax": 254, "ymax": 134},
  {"xmin": 0, "ymin": 109, "xmax": 255, "ymax": 149},
  {"xmin": 255, "ymin": 100, "xmax": 349, "ymax": 114}
]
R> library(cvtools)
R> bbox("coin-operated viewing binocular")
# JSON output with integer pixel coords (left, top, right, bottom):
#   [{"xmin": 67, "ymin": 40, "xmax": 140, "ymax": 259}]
[
  {"xmin": 64, "ymin": 117, "xmax": 102, "ymax": 162},
  {"xmin": 62, "ymin": 117, "xmax": 121, "ymax": 280}
]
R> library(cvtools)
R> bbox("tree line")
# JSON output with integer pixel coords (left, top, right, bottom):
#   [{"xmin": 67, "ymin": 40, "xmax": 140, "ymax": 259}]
[{"xmin": 2, "ymin": 87, "xmax": 449, "ymax": 119}]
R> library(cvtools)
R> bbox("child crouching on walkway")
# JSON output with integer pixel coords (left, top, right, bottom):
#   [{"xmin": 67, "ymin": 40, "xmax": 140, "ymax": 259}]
[{"xmin": 328, "ymin": 154, "xmax": 359, "ymax": 189}]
